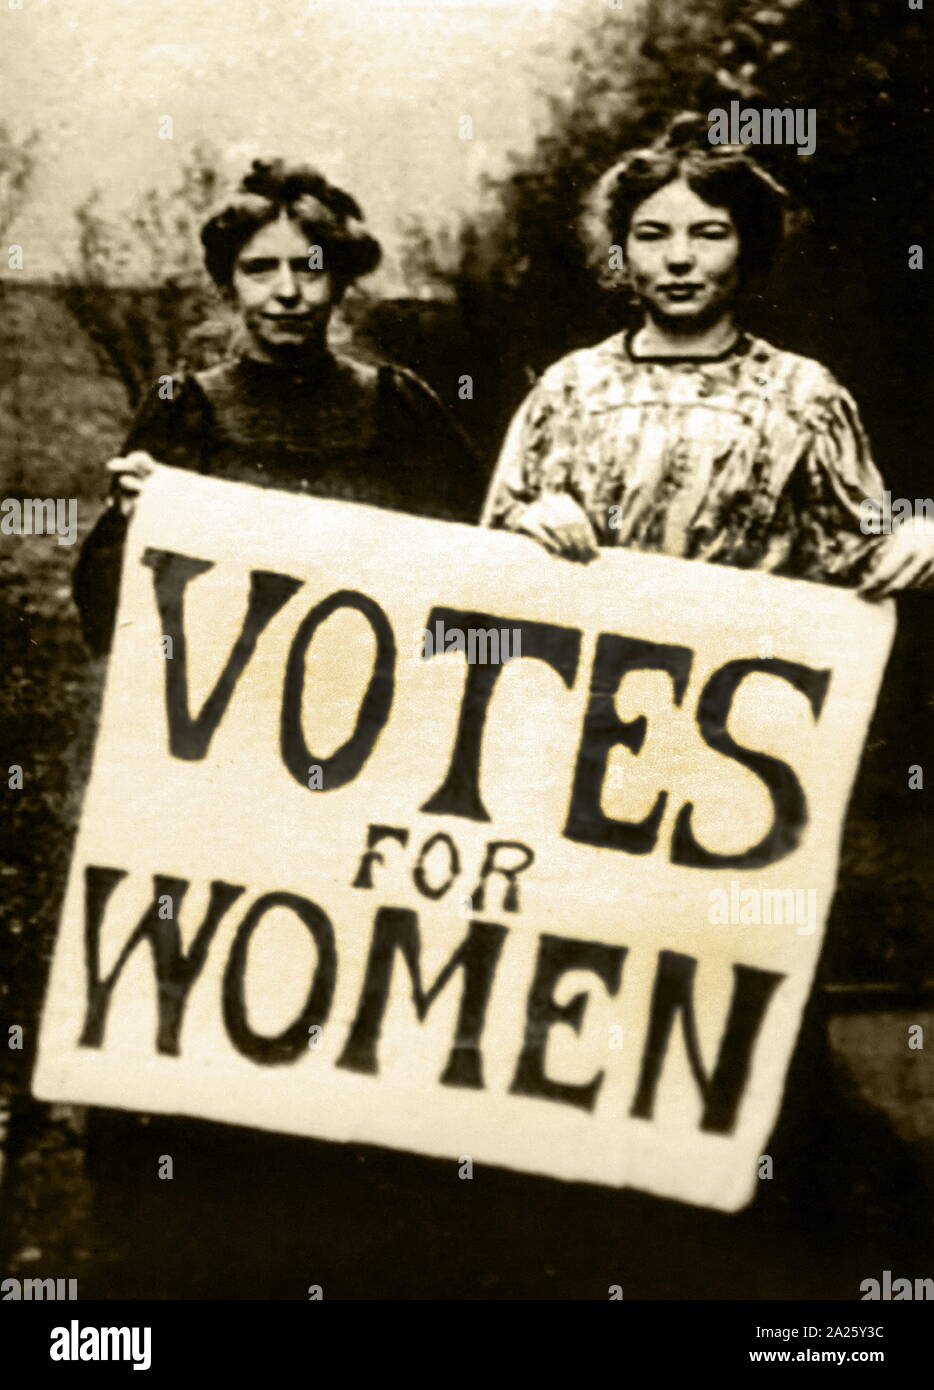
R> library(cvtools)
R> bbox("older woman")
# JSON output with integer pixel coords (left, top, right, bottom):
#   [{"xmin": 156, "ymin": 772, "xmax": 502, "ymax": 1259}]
[
  {"xmin": 482, "ymin": 116, "xmax": 934, "ymax": 598},
  {"xmin": 75, "ymin": 158, "xmax": 485, "ymax": 1298},
  {"xmin": 74, "ymin": 158, "xmax": 482, "ymax": 653}
]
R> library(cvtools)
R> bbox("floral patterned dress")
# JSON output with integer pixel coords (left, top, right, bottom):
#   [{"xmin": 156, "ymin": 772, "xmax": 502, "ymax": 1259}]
[{"xmin": 482, "ymin": 330, "xmax": 888, "ymax": 587}]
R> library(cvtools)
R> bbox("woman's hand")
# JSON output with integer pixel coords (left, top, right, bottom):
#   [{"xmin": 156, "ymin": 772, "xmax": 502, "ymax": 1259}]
[
  {"xmin": 514, "ymin": 491, "xmax": 600, "ymax": 563},
  {"xmin": 105, "ymin": 450, "xmax": 157, "ymax": 519},
  {"xmin": 859, "ymin": 516, "xmax": 934, "ymax": 599}
]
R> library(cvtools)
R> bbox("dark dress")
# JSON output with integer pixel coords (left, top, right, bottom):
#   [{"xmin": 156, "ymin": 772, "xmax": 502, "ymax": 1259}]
[
  {"xmin": 74, "ymin": 348, "xmax": 484, "ymax": 655},
  {"xmin": 75, "ymin": 347, "xmax": 500, "ymax": 1298}
]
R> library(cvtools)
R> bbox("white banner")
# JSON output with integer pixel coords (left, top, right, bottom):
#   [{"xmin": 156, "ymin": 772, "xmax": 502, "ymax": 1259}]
[{"xmin": 34, "ymin": 465, "xmax": 895, "ymax": 1211}]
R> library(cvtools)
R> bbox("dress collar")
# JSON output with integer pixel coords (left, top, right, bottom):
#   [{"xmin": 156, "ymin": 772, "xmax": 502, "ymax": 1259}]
[
  {"xmin": 623, "ymin": 328, "xmax": 752, "ymax": 365},
  {"xmin": 233, "ymin": 344, "xmax": 340, "ymax": 386}
]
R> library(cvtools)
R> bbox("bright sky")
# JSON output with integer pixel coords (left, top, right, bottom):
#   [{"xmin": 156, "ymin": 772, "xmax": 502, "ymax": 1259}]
[{"xmin": 1, "ymin": 0, "xmax": 597, "ymax": 291}]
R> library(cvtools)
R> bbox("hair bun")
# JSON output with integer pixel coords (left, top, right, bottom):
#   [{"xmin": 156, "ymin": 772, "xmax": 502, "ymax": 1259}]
[
  {"xmin": 239, "ymin": 158, "xmax": 364, "ymax": 225},
  {"xmin": 660, "ymin": 111, "xmax": 710, "ymax": 152}
]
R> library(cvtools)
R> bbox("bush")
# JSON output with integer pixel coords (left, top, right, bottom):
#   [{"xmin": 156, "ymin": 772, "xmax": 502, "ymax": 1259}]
[{"xmin": 60, "ymin": 143, "xmax": 232, "ymax": 407}]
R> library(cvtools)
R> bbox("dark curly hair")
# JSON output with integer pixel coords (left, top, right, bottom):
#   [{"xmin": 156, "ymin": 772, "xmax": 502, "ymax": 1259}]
[
  {"xmin": 200, "ymin": 158, "xmax": 382, "ymax": 291},
  {"xmin": 582, "ymin": 113, "xmax": 791, "ymax": 289}
]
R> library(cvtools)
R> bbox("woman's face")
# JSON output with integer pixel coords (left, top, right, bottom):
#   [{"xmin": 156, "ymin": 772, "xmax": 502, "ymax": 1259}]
[
  {"xmin": 231, "ymin": 214, "xmax": 339, "ymax": 358},
  {"xmin": 624, "ymin": 178, "xmax": 741, "ymax": 328}
]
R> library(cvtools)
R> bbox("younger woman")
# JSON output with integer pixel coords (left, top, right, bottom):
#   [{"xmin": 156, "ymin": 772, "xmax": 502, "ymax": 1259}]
[{"xmin": 482, "ymin": 116, "xmax": 934, "ymax": 598}]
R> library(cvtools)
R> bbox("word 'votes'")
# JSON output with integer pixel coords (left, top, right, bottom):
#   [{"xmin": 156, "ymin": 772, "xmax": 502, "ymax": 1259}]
[{"xmin": 143, "ymin": 547, "xmax": 833, "ymax": 871}]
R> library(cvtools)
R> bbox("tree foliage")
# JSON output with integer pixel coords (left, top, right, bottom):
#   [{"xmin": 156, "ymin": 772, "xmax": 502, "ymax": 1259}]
[
  {"xmin": 0, "ymin": 123, "xmax": 38, "ymax": 245},
  {"xmin": 61, "ymin": 143, "xmax": 232, "ymax": 406}
]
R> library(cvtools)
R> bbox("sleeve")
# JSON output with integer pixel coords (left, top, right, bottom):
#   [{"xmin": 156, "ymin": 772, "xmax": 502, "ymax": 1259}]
[
  {"xmin": 121, "ymin": 372, "xmax": 210, "ymax": 469},
  {"xmin": 480, "ymin": 372, "xmax": 577, "ymax": 531},
  {"xmin": 378, "ymin": 364, "xmax": 487, "ymax": 523},
  {"xmin": 72, "ymin": 373, "xmax": 203, "ymax": 655},
  {"xmin": 72, "ymin": 502, "xmax": 130, "ymax": 657},
  {"xmin": 782, "ymin": 379, "xmax": 893, "ymax": 586}
]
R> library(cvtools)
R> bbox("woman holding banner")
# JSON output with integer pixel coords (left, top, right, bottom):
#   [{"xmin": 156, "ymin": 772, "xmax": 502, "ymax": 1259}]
[
  {"xmin": 74, "ymin": 158, "xmax": 485, "ymax": 1298},
  {"xmin": 482, "ymin": 115, "xmax": 934, "ymax": 598},
  {"xmin": 480, "ymin": 114, "xmax": 931, "ymax": 1291},
  {"xmin": 74, "ymin": 157, "xmax": 482, "ymax": 654}
]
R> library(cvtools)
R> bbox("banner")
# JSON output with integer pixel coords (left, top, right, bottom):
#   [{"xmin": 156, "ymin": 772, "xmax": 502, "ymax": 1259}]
[{"xmin": 33, "ymin": 465, "xmax": 895, "ymax": 1211}]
